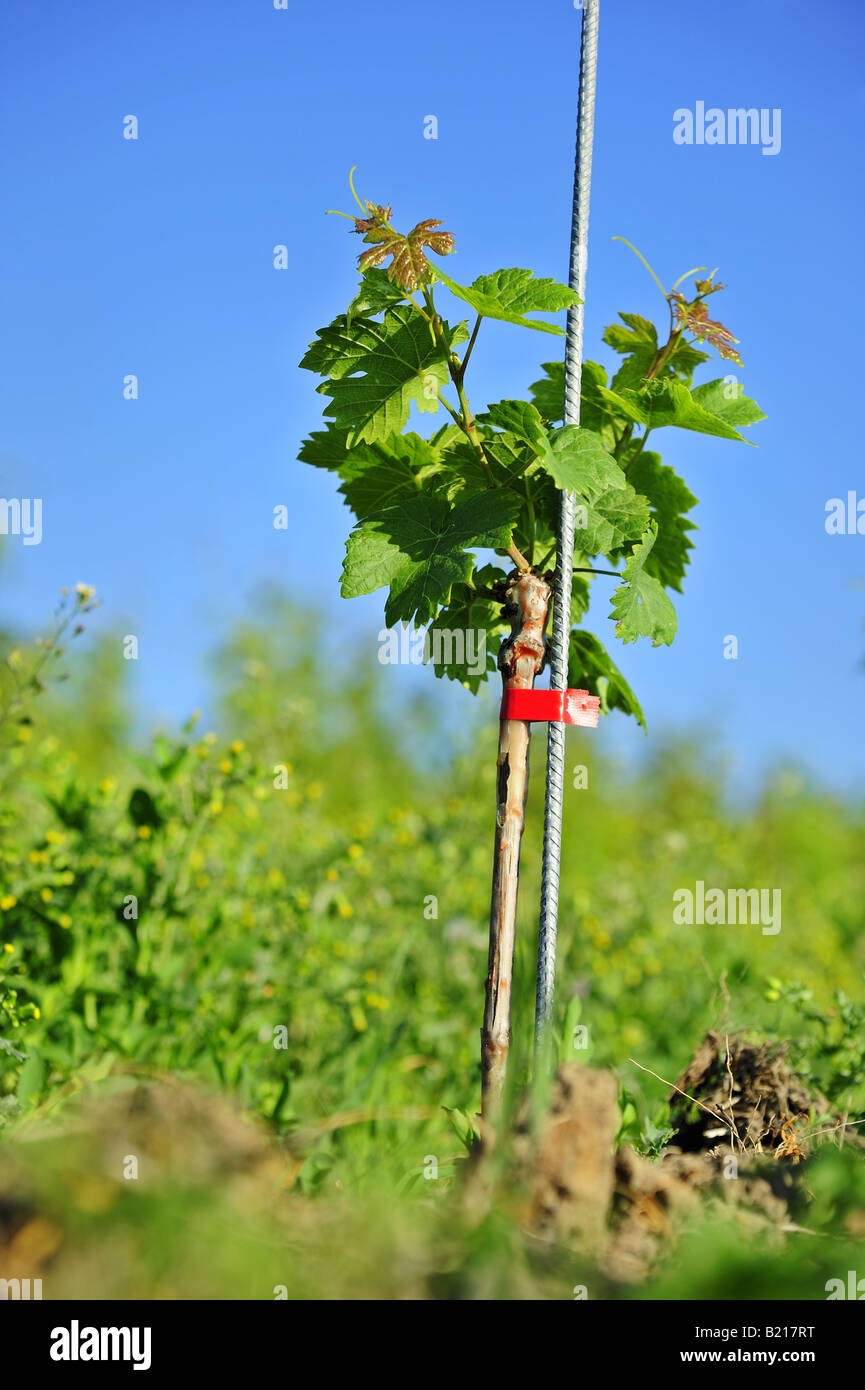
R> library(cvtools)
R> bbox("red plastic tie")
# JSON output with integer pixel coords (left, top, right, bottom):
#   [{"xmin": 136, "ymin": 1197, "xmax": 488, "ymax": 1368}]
[{"xmin": 499, "ymin": 688, "xmax": 600, "ymax": 728}]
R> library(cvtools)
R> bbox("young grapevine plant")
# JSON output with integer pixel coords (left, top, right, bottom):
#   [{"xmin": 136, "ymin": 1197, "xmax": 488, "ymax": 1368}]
[
  {"xmin": 299, "ymin": 185, "xmax": 765, "ymax": 727},
  {"xmin": 299, "ymin": 179, "xmax": 765, "ymax": 1118}
]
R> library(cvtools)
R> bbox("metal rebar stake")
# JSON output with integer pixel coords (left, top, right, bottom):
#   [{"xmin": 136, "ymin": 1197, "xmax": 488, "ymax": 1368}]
[{"xmin": 535, "ymin": 0, "xmax": 600, "ymax": 1059}]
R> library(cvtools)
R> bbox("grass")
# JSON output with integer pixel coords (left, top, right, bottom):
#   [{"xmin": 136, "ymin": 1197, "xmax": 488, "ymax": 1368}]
[{"xmin": 1, "ymin": 593, "xmax": 864, "ymax": 1298}]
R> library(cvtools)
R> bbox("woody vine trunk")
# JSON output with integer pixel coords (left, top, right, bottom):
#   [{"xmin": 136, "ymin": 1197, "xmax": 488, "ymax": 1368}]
[{"xmin": 481, "ymin": 569, "xmax": 551, "ymax": 1122}]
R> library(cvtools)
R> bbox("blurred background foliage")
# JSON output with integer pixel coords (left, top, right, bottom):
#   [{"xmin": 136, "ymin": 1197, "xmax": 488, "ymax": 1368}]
[{"xmin": 0, "ymin": 590, "xmax": 863, "ymax": 1299}]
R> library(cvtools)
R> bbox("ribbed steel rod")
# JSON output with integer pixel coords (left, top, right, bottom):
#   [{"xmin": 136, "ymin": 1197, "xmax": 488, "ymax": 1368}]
[{"xmin": 535, "ymin": 0, "xmax": 600, "ymax": 1057}]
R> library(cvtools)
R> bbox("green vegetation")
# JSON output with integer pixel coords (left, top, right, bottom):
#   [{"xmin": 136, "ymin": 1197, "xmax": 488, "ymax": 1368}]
[
  {"xmin": 300, "ymin": 192, "xmax": 765, "ymax": 712},
  {"xmin": 0, "ymin": 592, "xmax": 863, "ymax": 1298}
]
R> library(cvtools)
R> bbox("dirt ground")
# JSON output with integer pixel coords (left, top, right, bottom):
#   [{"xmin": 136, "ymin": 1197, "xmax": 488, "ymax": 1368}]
[{"xmin": 510, "ymin": 1031, "xmax": 864, "ymax": 1284}]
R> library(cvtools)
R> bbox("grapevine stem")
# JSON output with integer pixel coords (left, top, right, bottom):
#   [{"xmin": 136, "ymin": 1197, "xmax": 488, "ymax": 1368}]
[
  {"xmin": 482, "ymin": 570, "xmax": 551, "ymax": 1123},
  {"xmin": 436, "ymin": 391, "xmax": 462, "ymax": 426},
  {"xmin": 457, "ymin": 315, "xmax": 483, "ymax": 381}
]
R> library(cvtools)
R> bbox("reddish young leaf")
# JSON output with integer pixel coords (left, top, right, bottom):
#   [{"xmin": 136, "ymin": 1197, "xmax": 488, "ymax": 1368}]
[
  {"xmin": 672, "ymin": 292, "xmax": 742, "ymax": 365},
  {"xmin": 357, "ymin": 217, "xmax": 456, "ymax": 291},
  {"xmin": 352, "ymin": 203, "xmax": 391, "ymax": 233}
]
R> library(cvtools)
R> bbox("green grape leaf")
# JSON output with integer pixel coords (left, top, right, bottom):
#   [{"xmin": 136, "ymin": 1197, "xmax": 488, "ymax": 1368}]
[
  {"xmin": 302, "ymin": 305, "xmax": 462, "ymax": 385},
  {"xmin": 298, "ymin": 427, "xmax": 358, "ymax": 476},
  {"xmin": 341, "ymin": 490, "xmax": 521, "ymax": 627},
  {"xmin": 436, "ymin": 430, "xmax": 537, "ymax": 503},
  {"xmin": 529, "ymin": 361, "xmax": 565, "ymax": 421},
  {"xmin": 579, "ymin": 361, "xmax": 623, "ymax": 443},
  {"xmin": 577, "ymin": 483, "xmax": 651, "ymax": 557},
  {"xmin": 604, "ymin": 312, "xmax": 709, "ymax": 391},
  {"xmin": 596, "ymin": 383, "xmax": 649, "ymax": 425},
  {"xmin": 430, "ymin": 438, "xmax": 490, "ymax": 500},
  {"xmin": 690, "ymin": 378, "xmax": 766, "ymax": 428},
  {"xmin": 431, "ymin": 265, "xmax": 579, "ymax": 335},
  {"xmin": 570, "ymin": 573, "xmax": 592, "ymax": 623},
  {"xmin": 300, "ymin": 312, "xmax": 379, "ymax": 381},
  {"xmin": 478, "ymin": 399, "xmax": 549, "ymax": 456},
  {"xmin": 543, "ymin": 427, "xmax": 627, "ymax": 496},
  {"xmin": 666, "ymin": 339, "xmax": 711, "ymax": 385},
  {"xmin": 477, "ymin": 409, "xmax": 627, "ymax": 513},
  {"xmin": 316, "ymin": 305, "xmax": 457, "ymax": 445},
  {"xmin": 633, "ymin": 380, "xmax": 752, "ymax": 441},
  {"xmin": 603, "ymin": 312, "xmax": 657, "ymax": 356},
  {"xmin": 603, "ymin": 313, "xmax": 658, "ymax": 392},
  {"xmin": 625, "ymin": 450, "xmax": 698, "ymax": 593},
  {"xmin": 298, "ymin": 427, "xmax": 438, "ymax": 494},
  {"xmin": 429, "ymin": 422, "xmax": 465, "ymax": 450},
  {"xmin": 527, "ymin": 359, "xmax": 621, "ymax": 445},
  {"xmin": 609, "ymin": 524, "xmax": 677, "ymax": 646},
  {"xmin": 568, "ymin": 629, "xmax": 646, "ymax": 730},
  {"xmin": 480, "ymin": 432, "xmax": 538, "ymax": 488},
  {"xmin": 427, "ymin": 564, "xmax": 508, "ymax": 691},
  {"xmin": 347, "ymin": 267, "xmax": 408, "ymax": 322},
  {"xmin": 338, "ymin": 433, "xmax": 441, "ymax": 518},
  {"xmin": 599, "ymin": 378, "xmax": 755, "ymax": 442}
]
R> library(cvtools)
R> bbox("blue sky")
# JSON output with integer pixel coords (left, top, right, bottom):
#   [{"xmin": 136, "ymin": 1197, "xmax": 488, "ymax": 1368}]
[{"xmin": 1, "ymin": 0, "xmax": 863, "ymax": 791}]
